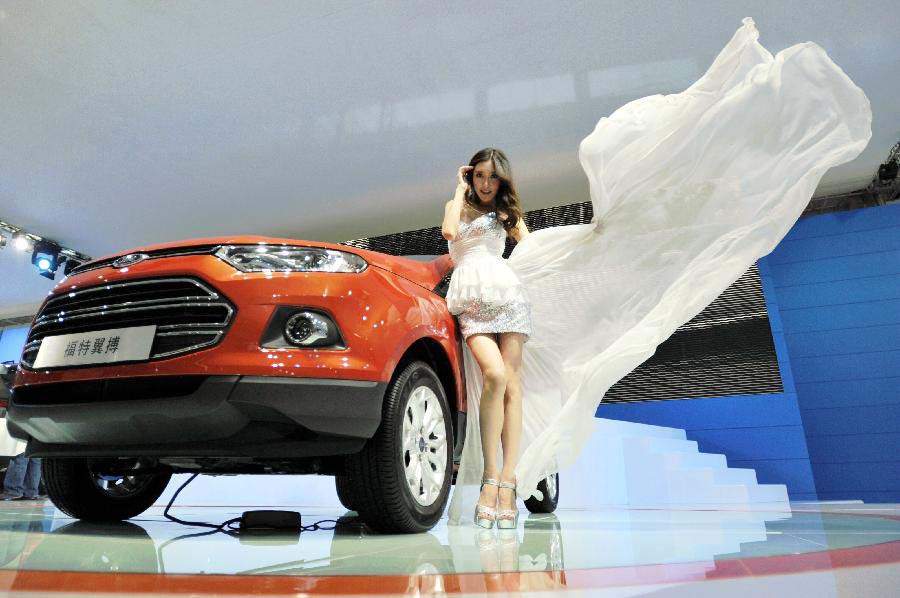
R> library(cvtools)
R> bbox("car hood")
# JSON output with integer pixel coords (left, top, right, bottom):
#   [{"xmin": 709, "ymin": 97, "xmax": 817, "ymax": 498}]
[{"xmin": 72, "ymin": 235, "xmax": 452, "ymax": 292}]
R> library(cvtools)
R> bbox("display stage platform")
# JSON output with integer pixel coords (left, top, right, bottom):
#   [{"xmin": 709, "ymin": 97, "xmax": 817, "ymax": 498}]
[{"xmin": 0, "ymin": 501, "xmax": 898, "ymax": 597}]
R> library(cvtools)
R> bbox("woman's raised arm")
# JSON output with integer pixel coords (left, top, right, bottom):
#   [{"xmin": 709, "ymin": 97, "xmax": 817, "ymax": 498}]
[{"xmin": 441, "ymin": 166, "xmax": 472, "ymax": 241}]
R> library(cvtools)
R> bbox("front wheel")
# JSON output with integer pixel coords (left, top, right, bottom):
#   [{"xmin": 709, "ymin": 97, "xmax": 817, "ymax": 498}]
[
  {"xmin": 345, "ymin": 360, "xmax": 453, "ymax": 533},
  {"xmin": 334, "ymin": 474, "xmax": 357, "ymax": 512},
  {"xmin": 42, "ymin": 458, "xmax": 171, "ymax": 521},
  {"xmin": 524, "ymin": 472, "xmax": 559, "ymax": 513}
]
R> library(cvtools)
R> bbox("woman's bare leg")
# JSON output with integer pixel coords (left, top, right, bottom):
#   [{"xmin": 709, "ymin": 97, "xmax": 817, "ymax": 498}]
[
  {"xmin": 466, "ymin": 333, "xmax": 508, "ymax": 516},
  {"xmin": 498, "ymin": 332, "xmax": 526, "ymax": 517}
]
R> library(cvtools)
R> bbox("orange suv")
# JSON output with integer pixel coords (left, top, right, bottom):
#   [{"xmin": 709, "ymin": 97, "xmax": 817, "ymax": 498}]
[{"xmin": 8, "ymin": 236, "xmax": 473, "ymax": 533}]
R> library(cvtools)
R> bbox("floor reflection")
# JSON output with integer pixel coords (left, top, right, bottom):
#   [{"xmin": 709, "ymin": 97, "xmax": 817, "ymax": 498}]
[
  {"xmin": 0, "ymin": 504, "xmax": 53, "ymax": 571},
  {"xmin": 21, "ymin": 520, "xmax": 159, "ymax": 573},
  {"xmin": 0, "ymin": 502, "xmax": 898, "ymax": 587}
]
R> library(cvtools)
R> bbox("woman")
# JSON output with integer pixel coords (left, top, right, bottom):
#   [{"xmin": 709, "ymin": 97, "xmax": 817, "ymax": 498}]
[
  {"xmin": 441, "ymin": 148, "xmax": 531, "ymax": 529},
  {"xmin": 445, "ymin": 18, "xmax": 871, "ymax": 530}
]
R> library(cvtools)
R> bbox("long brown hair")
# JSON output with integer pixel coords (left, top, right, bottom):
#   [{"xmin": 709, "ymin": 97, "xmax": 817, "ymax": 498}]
[{"xmin": 464, "ymin": 148, "xmax": 523, "ymax": 233}]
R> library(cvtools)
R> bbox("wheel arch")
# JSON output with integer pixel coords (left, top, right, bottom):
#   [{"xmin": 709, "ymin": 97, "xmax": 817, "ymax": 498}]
[{"xmin": 394, "ymin": 337, "xmax": 459, "ymax": 442}]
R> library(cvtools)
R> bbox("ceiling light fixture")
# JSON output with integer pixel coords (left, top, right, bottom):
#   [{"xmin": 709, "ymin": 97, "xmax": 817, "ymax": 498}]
[
  {"xmin": 32, "ymin": 240, "xmax": 62, "ymax": 280},
  {"xmin": 0, "ymin": 219, "xmax": 92, "ymax": 281},
  {"xmin": 13, "ymin": 235, "xmax": 32, "ymax": 252}
]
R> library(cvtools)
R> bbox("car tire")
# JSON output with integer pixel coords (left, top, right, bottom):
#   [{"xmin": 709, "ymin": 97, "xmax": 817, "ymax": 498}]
[
  {"xmin": 346, "ymin": 360, "xmax": 453, "ymax": 533},
  {"xmin": 42, "ymin": 458, "xmax": 172, "ymax": 521},
  {"xmin": 334, "ymin": 474, "xmax": 357, "ymax": 512},
  {"xmin": 524, "ymin": 472, "xmax": 559, "ymax": 513}
]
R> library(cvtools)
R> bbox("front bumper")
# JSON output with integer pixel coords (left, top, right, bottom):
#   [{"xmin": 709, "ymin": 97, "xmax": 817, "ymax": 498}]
[{"xmin": 8, "ymin": 375, "xmax": 387, "ymax": 459}]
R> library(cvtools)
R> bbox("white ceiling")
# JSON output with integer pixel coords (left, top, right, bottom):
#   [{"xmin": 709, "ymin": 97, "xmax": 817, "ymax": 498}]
[{"xmin": 2, "ymin": 0, "xmax": 898, "ymax": 315}]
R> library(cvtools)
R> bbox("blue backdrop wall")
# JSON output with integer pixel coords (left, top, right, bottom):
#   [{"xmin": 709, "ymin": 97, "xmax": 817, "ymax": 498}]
[
  {"xmin": 600, "ymin": 203, "xmax": 900, "ymax": 502},
  {"xmin": 0, "ymin": 327, "xmax": 28, "ymax": 364},
  {"xmin": 762, "ymin": 202, "xmax": 900, "ymax": 502}
]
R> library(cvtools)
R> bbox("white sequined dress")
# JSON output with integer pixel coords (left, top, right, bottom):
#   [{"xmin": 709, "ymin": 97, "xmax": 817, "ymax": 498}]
[{"xmin": 445, "ymin": 210, "xmax": 533, "ymax": 340}]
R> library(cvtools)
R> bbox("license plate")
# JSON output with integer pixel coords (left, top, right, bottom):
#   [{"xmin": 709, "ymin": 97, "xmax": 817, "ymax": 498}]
[{"xmin": 33, "ymin": 325, "xmax": 157, "ymax": 368}]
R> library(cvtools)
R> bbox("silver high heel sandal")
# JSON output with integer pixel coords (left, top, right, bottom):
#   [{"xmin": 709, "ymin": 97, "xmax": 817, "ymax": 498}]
[
  {"xmin": 475, "ymin": 478, "xmax": 500, "ymax": 529},
  {"xmin": 496, "ymin": 480, "xmax": 519, "ymax": 530}
]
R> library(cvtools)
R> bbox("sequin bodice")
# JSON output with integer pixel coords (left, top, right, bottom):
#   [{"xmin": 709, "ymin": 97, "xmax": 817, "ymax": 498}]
[
  {"xmin": 445, "ymin": 211, "xmax": 529, "ymax": 316},
  {"xmin": 448, "ymin": 211, "xmax": 506, "ymax": 265}
]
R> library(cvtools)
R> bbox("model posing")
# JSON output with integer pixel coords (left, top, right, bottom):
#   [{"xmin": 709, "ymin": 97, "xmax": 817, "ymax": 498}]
[
  {"xmin": 442, "ymin": 18, "xmax": 871, "ymax": 530},
  {"xmin": 441, "ymin": 148, "xmax": 531, "ymax": 528}
]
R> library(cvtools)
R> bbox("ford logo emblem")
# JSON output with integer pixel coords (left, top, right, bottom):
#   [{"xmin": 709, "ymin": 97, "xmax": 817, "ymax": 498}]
[{"xmin": 112, "ymin": 253, "xmax": 149, "ymax": 268}]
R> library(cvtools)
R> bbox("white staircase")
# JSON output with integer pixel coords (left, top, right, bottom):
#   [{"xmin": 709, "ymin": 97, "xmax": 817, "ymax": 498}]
[{"xmin": 558, "ymin": 418, "xmax": 790, "ymax": 510}]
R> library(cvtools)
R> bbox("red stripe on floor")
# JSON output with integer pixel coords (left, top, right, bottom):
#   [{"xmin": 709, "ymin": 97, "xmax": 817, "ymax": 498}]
[{"xmin": 0, "ymin": 539, "xmax": 897, "ymax": 594}]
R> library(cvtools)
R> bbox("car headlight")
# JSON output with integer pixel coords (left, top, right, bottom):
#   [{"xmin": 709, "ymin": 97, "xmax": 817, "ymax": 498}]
[{"xmin": 215, "ymin": 245, "xmax": 367, "ymax": 273}]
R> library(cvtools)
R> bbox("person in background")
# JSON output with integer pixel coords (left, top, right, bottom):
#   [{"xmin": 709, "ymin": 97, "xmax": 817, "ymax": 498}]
[
  {"xmin": 0, "ymin": 363, "xmax": 43, "ymax": 501},
  {"xmin": 0, "ymin": 453, "xmax": 43, "ymax": 501}
]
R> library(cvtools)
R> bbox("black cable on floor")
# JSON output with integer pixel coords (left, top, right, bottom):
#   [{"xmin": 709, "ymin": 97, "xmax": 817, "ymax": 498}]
[
  {"xmin": 163, "ymin": 473, "xmax": 241, "ymax": 531},
  {"xmin": 153, "ymin": 473, "xmax": 345, "ymax": 575},
  {"xmin": 162, "ymin": 472, "xmax": 340, "ymax": 533}
]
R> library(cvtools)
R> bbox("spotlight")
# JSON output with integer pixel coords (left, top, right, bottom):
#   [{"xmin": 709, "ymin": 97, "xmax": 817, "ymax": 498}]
[
  {"xmin": 31, "ymin": 240, "xmax": 62, "ymax": 280},
  {"xmin": 13, "ymin": 235, "xmax": 31, "ymax": 252}
]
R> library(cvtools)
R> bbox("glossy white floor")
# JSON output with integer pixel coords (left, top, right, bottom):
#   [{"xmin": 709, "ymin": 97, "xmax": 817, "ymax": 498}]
[{"xmin": 0, "ymin": 500, "xmax": 897, "ymax": 597}]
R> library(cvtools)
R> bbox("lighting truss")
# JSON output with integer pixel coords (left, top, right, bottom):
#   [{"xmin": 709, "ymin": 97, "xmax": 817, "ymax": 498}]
[{"xmin": 0, "ymin": 219, "xmax": 93, "ymax": 279}]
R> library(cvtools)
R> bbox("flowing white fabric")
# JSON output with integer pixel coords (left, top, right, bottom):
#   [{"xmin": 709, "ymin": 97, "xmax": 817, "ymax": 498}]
[{"xmin": 447, "ymin": 17, "xmax": 871, "ymax": 525}]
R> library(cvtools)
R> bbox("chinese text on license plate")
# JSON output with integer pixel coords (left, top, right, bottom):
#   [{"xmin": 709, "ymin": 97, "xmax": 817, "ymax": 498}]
[{"xmin": 33, "ymin": 325, "xmax": 157, "ymax": 368}]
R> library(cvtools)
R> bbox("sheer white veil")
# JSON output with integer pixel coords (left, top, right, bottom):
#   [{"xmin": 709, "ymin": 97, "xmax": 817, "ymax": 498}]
[{"xmin": 447, "ymin": 18, "xmax": 871, "ymax": 524}]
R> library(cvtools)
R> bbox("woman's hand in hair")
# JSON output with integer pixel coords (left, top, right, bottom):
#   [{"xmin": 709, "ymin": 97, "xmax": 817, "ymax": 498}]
[{"xmin": 456, "ymin": 165, "xmax": 473, "ymax": 190}]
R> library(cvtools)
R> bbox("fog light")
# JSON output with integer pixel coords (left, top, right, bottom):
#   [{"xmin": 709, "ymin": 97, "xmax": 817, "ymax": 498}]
[{"xmin": 284, "ymin": 312, "xmax": 330, "ymax": 346}]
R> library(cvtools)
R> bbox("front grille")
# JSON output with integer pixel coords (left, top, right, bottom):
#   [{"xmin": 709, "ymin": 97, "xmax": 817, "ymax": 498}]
[
  {"xmin": 21, "ymin": 277, "xmax": 235, "ymax": 369},
  {"xmin": 70, "ymin": 245, "xmax": 221, "ymax": 276}
]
